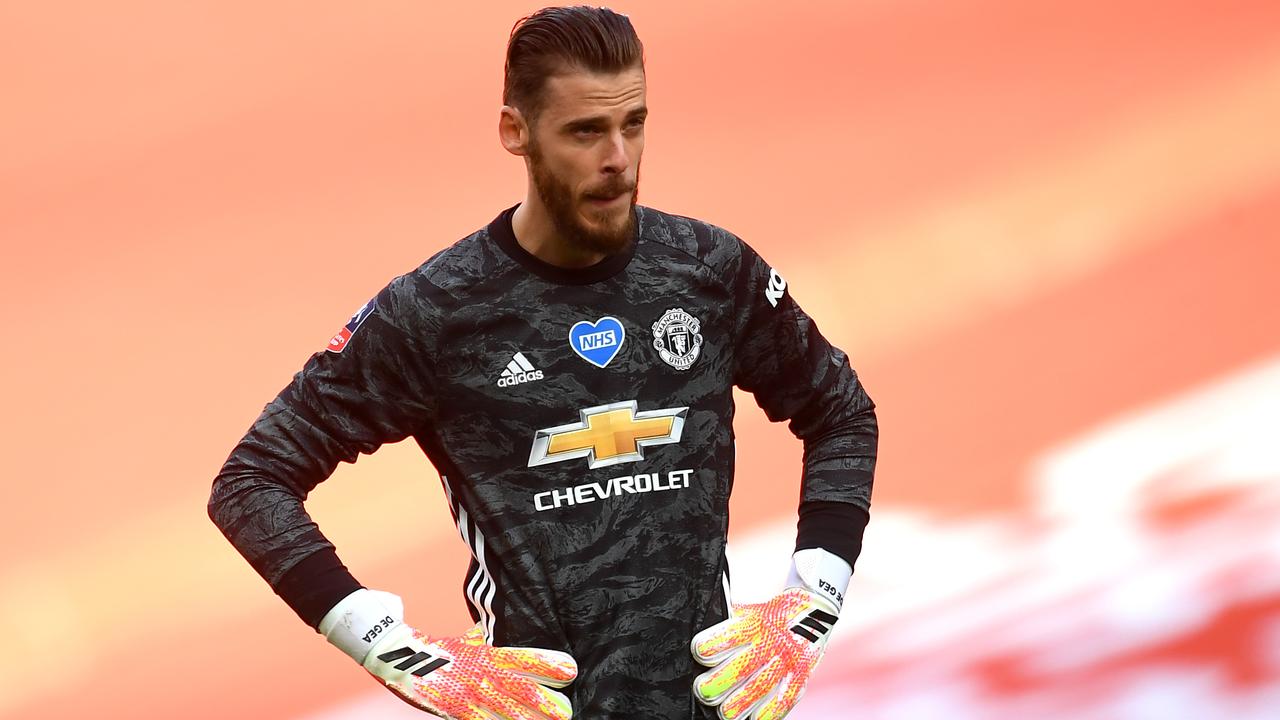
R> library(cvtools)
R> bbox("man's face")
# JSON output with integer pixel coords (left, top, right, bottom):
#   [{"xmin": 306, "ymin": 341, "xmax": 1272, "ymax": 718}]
[{"xmin": 525, "ymin": 64, "xmax": 646, "ymax": 257}]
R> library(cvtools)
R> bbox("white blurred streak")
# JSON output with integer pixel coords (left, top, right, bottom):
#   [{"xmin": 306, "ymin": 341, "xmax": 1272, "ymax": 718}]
[
  {"xmin": 792, "ymin": 354, "xmax": 1280, "ymax": 719},
  {"xmin": 297, "ymin": 692, "xmax": 426, "ymax": 720},
  {"xmin": 1035, "ymin": 352, "xmax": 1280, "ymax": 517}
]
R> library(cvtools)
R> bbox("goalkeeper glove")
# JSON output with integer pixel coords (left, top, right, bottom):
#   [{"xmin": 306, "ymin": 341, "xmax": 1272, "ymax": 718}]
[
  {"xmin": 691, "ymin": 548, "xmax": 852, "ymax": 720},
  {"xmin": 319, "ymin": 588, "xmax": 578, "ymax": 720}
]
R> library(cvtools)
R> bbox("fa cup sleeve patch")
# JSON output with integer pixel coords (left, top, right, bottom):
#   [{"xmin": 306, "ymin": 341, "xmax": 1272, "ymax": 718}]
[{"xmin": 326, "ymin": 297, "xmax": 378, "ymax": 353}]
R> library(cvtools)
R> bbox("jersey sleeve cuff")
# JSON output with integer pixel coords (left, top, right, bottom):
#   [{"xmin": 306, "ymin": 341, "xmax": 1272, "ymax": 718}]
[
  {"xmin": 795, "ymin": 499, "xmax": 869, "ymax": 572},
  {"xmin": 273, "ymin": 547, "xmax": 364, "ymax": 629}
]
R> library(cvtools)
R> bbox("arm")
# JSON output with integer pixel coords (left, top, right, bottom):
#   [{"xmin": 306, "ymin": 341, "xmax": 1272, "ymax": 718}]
[
  {"xmin": 693, "ymin": 233, "xmax": 877, "ymax": 720},
  {"xmin": 208, "ymin": 278, "xmax": 577, "ymax": 719},
  {"xmin": 728, "ymin": 234, "xmax": 878, "ymax": 570},
  {"xmin": 208, "ymin": 278, "xmax": 437, "ymax": 626}
]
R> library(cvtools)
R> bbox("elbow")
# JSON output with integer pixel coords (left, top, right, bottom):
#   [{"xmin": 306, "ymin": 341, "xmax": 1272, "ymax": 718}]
[
  {"xmin": 207, "ymin": 457, "xmax": 311, "ymax": 539},
  {"xmin": 844, "ymin": 380, "xmax": 878, "ymax": 452},
  {"xmin": 207, "ymin": 470, "xmax": 232, "ymax": 534},
  {"xmin": 207, "ymin": 460, "xmax": 259, "ymax": 536},
  {"xmin": 798, "ymin": 391, "xmax": 878, "ymax": 468},
  {"xmin": 860, "ymin": 402, "xmax": 879, "ymax": 447}
]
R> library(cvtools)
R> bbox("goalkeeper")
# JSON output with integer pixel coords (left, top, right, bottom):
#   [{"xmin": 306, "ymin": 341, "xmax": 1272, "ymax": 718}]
[{"xmin": 208, "ymin": 6, "xmax": 877, "ymax": 719}]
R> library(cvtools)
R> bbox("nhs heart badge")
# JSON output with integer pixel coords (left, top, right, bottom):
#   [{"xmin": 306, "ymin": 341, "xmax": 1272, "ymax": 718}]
[{"xmin": 569, "ymin": 316, "xmax": 626, "ymax": 368}]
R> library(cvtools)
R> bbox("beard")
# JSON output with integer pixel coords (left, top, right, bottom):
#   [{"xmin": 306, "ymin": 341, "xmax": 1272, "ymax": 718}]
[{"xmin": 528, "ymin": 141, "xmax": 640, "ymax": 258}]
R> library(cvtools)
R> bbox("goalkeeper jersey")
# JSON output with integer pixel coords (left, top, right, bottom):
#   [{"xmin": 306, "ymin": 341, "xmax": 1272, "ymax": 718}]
[{"xmin": 210, "ymin": 204, "xmax": 877, "ymax": 719}]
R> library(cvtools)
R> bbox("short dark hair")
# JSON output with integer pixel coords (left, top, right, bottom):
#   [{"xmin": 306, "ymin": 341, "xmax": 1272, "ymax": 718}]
[{"xmin": 504, "ymin": 6, "xmax": 645, "ymax": 123}]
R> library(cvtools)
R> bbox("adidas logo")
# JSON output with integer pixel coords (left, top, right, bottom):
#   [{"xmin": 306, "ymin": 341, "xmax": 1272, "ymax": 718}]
[
  {"xmin": 376, "ymin": 646, "xmax": 451, "ymax": 677},
  {"xmin": 790, "ymin": 607, "xmax": 838, "ymax": 643},
  {"xmin": 497, "ymin": 351, "xmax": 545, "ymax": 388}
]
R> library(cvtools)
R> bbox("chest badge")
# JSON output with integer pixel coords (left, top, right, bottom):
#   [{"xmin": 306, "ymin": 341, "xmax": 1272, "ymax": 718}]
[
  {"xmin": 652, "ymin": 308, "xmax": 703, "ymax": 371},
  {"xmin": 569, "ymin": 316, "xmax": 626, "ymax": 368}
]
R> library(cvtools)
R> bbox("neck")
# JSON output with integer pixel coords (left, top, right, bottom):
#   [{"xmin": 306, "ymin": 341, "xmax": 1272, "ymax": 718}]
[{"xmin": 511, "ymin": 191, "xmax": 609, "ymax": 269}]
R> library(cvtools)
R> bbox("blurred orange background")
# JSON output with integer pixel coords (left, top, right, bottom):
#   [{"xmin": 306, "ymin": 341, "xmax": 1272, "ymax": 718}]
[{"xmin": 3, "ymin": 1, "xmax": 1279, "ymax": 718}]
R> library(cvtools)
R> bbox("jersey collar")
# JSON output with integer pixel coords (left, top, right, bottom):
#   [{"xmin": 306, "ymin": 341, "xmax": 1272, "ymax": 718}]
[{"xmin": 488, "ymin": 203, "xmax": 639, "ymax": 285}]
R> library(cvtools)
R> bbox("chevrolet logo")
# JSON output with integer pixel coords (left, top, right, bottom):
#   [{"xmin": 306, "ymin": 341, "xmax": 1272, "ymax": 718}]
[{"xmin": 529, "ymin": 401, "xmax": 688, "ymax": 469}]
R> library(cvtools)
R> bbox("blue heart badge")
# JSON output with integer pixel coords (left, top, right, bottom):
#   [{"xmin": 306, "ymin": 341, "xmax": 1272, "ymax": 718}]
[{"xmin": 569, "ymin": 316, "xmax": 626, "ymax": 368}]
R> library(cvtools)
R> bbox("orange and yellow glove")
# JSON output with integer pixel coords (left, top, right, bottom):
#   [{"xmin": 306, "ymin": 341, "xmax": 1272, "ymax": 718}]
[
  {"xmin": 320, "ymin": 589, "xmax": 577, "ymax": 720},
  {"xmin": 691, "ymin": 549, "xmax": 851, "ymax": 720}
]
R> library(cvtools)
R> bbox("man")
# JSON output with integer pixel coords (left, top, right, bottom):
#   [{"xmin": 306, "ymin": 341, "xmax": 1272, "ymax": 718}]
[{"xmin": 209, "ymin": 6, "xmax": 877, "ymax": 719}]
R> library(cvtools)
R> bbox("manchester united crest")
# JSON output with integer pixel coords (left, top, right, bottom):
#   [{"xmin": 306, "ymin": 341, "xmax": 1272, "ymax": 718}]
[{"xmin": 651, "ymin": 308, "xmax": 703, "ymax": 371}]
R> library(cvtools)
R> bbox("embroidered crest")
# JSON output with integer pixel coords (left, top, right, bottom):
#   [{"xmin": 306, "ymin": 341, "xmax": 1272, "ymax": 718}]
[{"xmin": 651, "ymin": 308, "xmax": 703, "ymax": 371}]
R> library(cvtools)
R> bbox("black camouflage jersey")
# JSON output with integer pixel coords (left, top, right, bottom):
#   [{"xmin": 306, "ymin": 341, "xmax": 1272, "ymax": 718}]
[{"xmin": 210, "ymin": 204, "xmax": 877, "ymax": 719}]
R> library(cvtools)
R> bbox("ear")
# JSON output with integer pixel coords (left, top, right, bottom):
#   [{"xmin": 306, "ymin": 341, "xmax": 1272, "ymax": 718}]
[{"xmin": 499, "ymin": 105, "xmax": 529, "ymax": 157}]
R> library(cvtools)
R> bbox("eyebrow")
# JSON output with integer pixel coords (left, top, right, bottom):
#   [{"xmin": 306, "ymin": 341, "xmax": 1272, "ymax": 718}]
[{"xmin": 563, "ymin": 107, "xmax": 649, "ymax": 131}]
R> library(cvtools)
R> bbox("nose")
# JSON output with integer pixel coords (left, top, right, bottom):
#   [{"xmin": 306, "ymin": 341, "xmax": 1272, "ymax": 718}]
[{"xmin": 600, "ymin": 129, "xmax": 629, "ymax": 176}]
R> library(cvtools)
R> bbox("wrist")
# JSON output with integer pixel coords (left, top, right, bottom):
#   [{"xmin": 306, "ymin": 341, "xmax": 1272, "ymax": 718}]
[
  {"xmin": 318, "ymin": 588, "xmax": 406, "ymax": 664},
  {"xmin": 784, "ymin": 547, "xmax": 851, "ymax": 613},
  {"xmin": 275, "ymin": 548, "xmax": 363, "ymax": 629}
]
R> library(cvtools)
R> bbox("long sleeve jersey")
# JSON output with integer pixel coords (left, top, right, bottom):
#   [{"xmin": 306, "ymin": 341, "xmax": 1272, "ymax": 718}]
[{"xmin": 209, "ymin": 204, "xmax": 877, "ymax": 719}]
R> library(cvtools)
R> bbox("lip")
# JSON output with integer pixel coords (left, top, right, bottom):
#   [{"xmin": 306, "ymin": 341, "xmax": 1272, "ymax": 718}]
[{"xmin": 585, "ymin": 193, "xmax": 627, "ymax": 206}]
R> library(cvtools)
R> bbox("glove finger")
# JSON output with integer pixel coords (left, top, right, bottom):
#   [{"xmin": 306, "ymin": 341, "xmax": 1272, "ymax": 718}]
[
  {"xmin": 720, "ymin": 654, "xmax": 788, "ymax": 720},
  {"xmin": 490, "ymin": 646, "xmax": 579, "ymax": 687},
  {"xmin": 755, "ymin": 675, "xmax": 806, "ymax": 720},
  {"xmin": 477, "ymin": 688, "xmax": 568, "ymax": 720},
  {"xmin": 411, "ymin": 672, "xmax": 544, "ymax": 720},
  {"xmin": 693, "ymin": 646, "xmax": 758, "ymax": 706},
  {"xmin": 385, "ymin": 679, "xmax": 481, "ymax": 720},
  {"xmin": 459, "ymin": 623, "xmax": 488, "ymax": 646},
  {"xmin": 692, "ymin": 616, "xmax": 754, "ymax": 664},
  {"xmin": 503, "ymin": 681, "xmax": 575, "ymax": 720},
  {"xmin": 481, "ymin": 666, "xmax": 576, "ymax": 717},
  {"xmin": 524, "ymin": 684, "xmax": 574, "ymax": 720}
]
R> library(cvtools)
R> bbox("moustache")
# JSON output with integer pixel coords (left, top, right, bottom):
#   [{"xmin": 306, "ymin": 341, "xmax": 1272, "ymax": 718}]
[{"xmin": 583, "ymin": 181, "xmax": 635, "ymax": 200}]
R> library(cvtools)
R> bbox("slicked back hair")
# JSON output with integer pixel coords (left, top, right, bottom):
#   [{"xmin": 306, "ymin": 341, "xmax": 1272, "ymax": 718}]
[{"xmin": 504, "ymin": 6, "xmax": 645, "ymax": 125}]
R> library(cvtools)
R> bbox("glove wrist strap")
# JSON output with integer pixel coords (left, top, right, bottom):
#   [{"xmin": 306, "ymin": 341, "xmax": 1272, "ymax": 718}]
[
  {"xmin": 318, "ymin": 588, "xmax": 406, "ymax": 664},
  {"xmin": 785, "ymin": 548, "xmax": 851, "ymax": 613}
]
